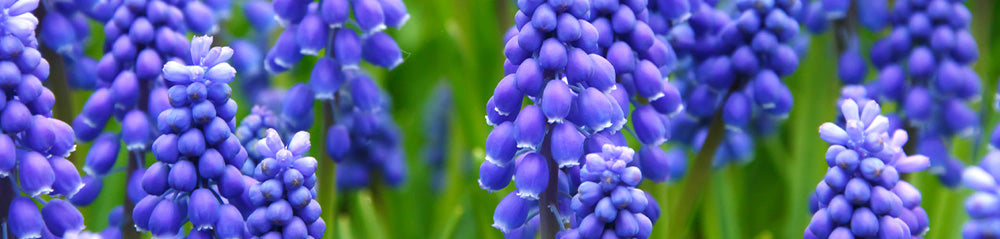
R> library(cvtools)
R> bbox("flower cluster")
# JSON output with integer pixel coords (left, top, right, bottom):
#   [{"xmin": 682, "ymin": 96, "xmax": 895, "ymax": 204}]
[
  {"xmin": 69, "ymin": 0, "xmax": 219, "ymax": 211},
  {"xmin": 74, "ymin": 0, "xmax": 187, "ymax": 138},
  {"xmin": 74, "ymin": 0, "xmax": 230, "ymax": 138},
  {"xmin": 264, "ymin": 0, "xmax": 410, "ymax": 191},
  {"xmin": 423, "ymin": 82, "xmax": 453, "ymax": 191},
  {"xmin": 807, "ymin": 99, "xmax": 930, "ymax": 238},
  {"xmin": 862, "ymin": 0, "xmax": 980, "ymax": 187},
  {"xmin": 265, "ymin": 0, "xmax": 406, "ymax": 73},
  {"xmin": 135, "ymin": 36, "xmax": 248, "ymax": 237},
  {"xmin": 559, "ymin": 145, "xmax": 659, "ymax": 239},
  {"xmin": 487, "ymin": 0, "xmax": 605, "ymax": 234},
  {"xmin": 0, "ymin": 0, "xmax": 85, "ymax": 237},
  {"xmin": 327, "ymin": 86, "xmax": 407, "ymax": 190},
  {"xmin": 668, "ymin": 0, "xmax": 801, "ymax": 167},
  {"xmin": 242, "ymin": 129, "xmax": 325, "ymax": 238},
  {"xmin": 484, "ymin": 0, "xmax": 680, "ymax": 235}
]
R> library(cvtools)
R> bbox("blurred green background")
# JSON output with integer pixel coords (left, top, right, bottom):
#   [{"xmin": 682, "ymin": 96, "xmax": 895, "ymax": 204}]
[{"xmin": 47, "ymin": 0, "xmax": 1000, "ymax": 238}]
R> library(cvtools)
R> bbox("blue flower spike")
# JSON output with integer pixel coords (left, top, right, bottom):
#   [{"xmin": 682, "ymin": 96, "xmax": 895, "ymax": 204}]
[
  {"xmin": 240, "ymin": 128, "xmax": 324, "ymax": 238},
  {"xmin": 0, "ymin": 0, "xmax": 87, "ymax": 236},
  {"xmin": 134, "ymin": 35, "xmax": 251, "ymax": 237},
  {"xmin": 807, "ymin": 99, "xmax": 930, "ymax": 238}
]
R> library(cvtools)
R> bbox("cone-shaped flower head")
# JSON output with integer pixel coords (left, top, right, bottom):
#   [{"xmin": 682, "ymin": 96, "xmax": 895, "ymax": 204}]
[
  {"xmin": 807, "ymin": 99, "xmax": 930, "ymax": 238},
  {"xmin": 560, "ymin": 145, "xmax": 657, "ymax": 239},
  {"xmin": 136, "ymin": 35, "xmax": 249, "ymax": 237},
  {"xmin": 242, "ymin": 129, "xmax": 324, "ymax": 238}
]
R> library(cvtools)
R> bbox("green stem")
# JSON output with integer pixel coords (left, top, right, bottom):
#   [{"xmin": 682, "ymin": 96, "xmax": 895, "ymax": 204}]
[
  {"xmin": 319, "ymin": 99, "xmax": 342, "ymax": 238},
  {"xmin": 668, "ymin": 106, "xmax": 729, "ymax": 238}
]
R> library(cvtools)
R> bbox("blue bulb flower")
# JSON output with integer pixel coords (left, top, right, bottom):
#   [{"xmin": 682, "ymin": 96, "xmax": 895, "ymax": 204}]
[
  {"xmin": 806, "ymin": 98, "xmax": 930, "ymax": 238},
  {"xmin": 842, "ymin": 0, "xmax": 982, "ymax": 187},
  {"xmin": 560, "ymin": 145, "xmax": 657, "ymax": 239},
  {"xmin": 69, "ymin": 0, "xmax": 230, "ymax": 218},
  {"xmin": 484, "ymin": 0, "xmax": 685, "ymax": 236},
  {"xmin": 242, "ymin": 128, "xmax": 325, "ymax": 238},
  {"xmin": 261, "ymin": 0, "xmax": 410, "ymax": 192},
  {"xmin": 666, "ymin": 0, "xmax": 802, "ymax": 168},
  {"xmin": 136, "ymin": 35, "xmax": 249, "ymax": 237},
  {"xmin": 328, "ymin": 89, "xmax": 407, "ymax": 190},
  {"xmin": 265, "ymin": 0, "xmax": 407, "ymax": 73},
  {"xmin": 0, "ymin": 0, "xmax": 85, "ymax": 236}
]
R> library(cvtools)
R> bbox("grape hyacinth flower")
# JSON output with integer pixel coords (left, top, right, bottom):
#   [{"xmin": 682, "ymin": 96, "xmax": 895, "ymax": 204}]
[
  {"xmin": 242, "ymin": 129, "xmax": 325, "ymax": 238},
  {"xmin": 423, "ymin": 82, "xmax": 453, "ymax": 191},
  {"xmin": 136, "ymin": 36, "xmax": 249, "ymax": 237},
  {"xmin": 74, "ymin": 0, "xmax": 228, "ymax": 142},
  {"xmin": 558, "ymin": 145, "xmax": 658, "ymax": 239},
  {"xmin": 265, "ymin": 0, "xmax": 406, "ymax": 72},
  {"xmin": 484, "ymin": 0, "xmax": 681, "ymax": 236},
  {"xmin": 262, "ymin": 0, "xmax": 410, "ymax": 190},
  {"xmin": 327, "ymin": 87, "xmax": 407, "ymax": 190},
  {"xmin": 69, "ymin": 0, "xmax": 226, "ymax": 224},
  {"xmin": 668, "ymin": 0, "xmax": 802, "ymax": 166},
  {"xmin": 0, "ymin": 0, "xmax": 86, "ymax": 237},
  {"xmin": 806, "ymin": 99, "xmax": 931, "ymax": 238},
  {"xmin": 859, "ymin": 0, "xmax": 981, "ymax": 187}
]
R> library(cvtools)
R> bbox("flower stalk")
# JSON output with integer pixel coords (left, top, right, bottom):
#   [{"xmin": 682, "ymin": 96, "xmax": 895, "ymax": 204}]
[{"xmin": 669, "ymin": 98, "xmax": 730, "ymax": 238}]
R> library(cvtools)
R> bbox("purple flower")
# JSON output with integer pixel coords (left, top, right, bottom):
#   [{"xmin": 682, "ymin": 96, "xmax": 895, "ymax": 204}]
[
  {"xmin": 560, "ymin": 145, "xmax": 656, "ymax": 239},
  {"xmin": 856, "ymin": 0, "xmax": 981, "ymax": 187},
  {"xmin": 265, "ymin": 0, "xmax": 407, "ymax": 73},
  {"xmin": 0, "ymin": 1, "xmax": 85, "ymax": 236},
  {"xmin": 666, "ymin": 0, "xmax": 801, "ymax": 167},
  {"xmin": 484, "ymin": 0, "xmax": 687, "ymax": 236},
  {"xmin": 807, "ymin": 99, "xmax": 930, "ymax": 238},
  {"xmin": 136, "ymin": 36, "xmax": 249, "ymax": 237},
  {"xmin": 242, "ymin": 129, "xmax": 325, "ymax": 237}
]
